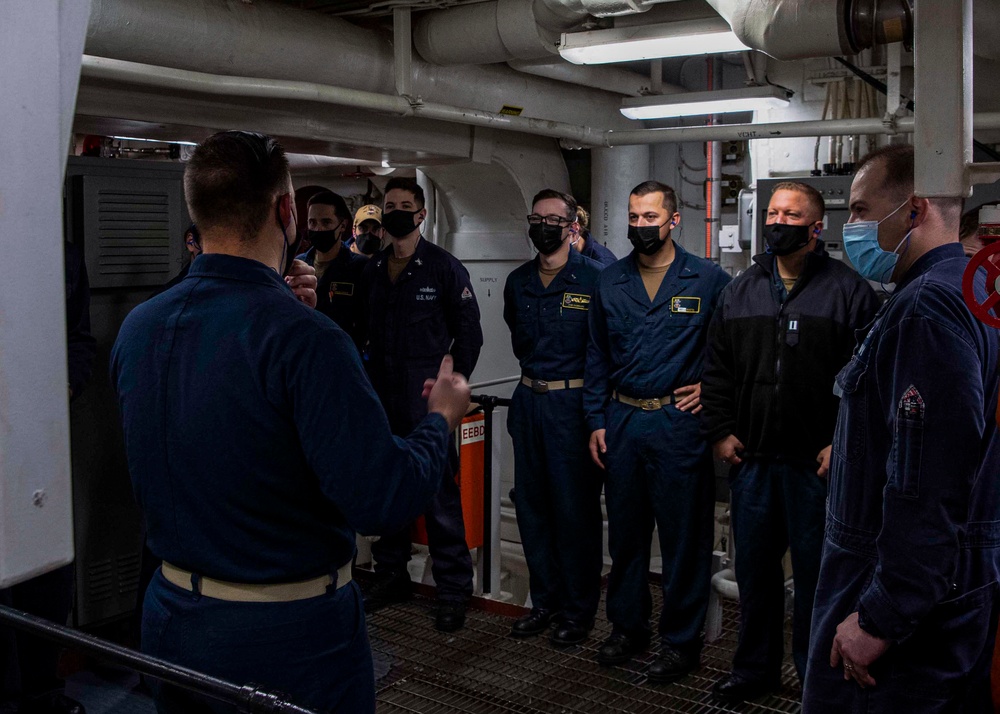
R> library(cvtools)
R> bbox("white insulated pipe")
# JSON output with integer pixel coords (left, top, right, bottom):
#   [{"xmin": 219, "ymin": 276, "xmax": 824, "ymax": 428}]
[
  {"xmin": 507, "ymin": 60, "xmax": 684, "ymax": 98},
  {"xmin": 80, "ymin": 56, "xmax": 608, "ymax": 146},
  {"xmin": 84, "ymin": 0, "xmax": 634, "ymax": 134},
  {"xmin": 77, "ymin": 55, "xmax": 1000, "ymax": 149},
  {"xmin": 705, "ymin": 0, "xmax": 851, "ymax": 60}
]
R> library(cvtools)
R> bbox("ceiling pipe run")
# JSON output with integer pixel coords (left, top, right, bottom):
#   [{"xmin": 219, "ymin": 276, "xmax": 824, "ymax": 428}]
[
  {"xmin": 413, "ymin": 0, "xmax": 688, "ymax": 64},
  {"xmin": 705, "ymin": 0, "xmax": 911, "ymax": 61},
  {"xmin": 506, "ymin": 59, "xmax": 685, "ymax": 97},
  {"xmin": 80, "ymin": 53, "xmax": 1000, "ymax": 149},
  {"xmin": 80, "ymin": 55, "xmax": 608, "ymax": 146},
  {"xmin": 84, "ymin": 0, "xmax": 635, "ymax": 133}
]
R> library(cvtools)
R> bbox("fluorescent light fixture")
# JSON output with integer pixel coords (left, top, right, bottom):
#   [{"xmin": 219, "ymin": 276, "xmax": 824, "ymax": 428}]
[
  {"xmin": 620, "ymin": 85, "xmax": 791, "ymax": 120},
  {"xmin": 559, "ymin": 17, "xmax": 749, "ymax": 65}
]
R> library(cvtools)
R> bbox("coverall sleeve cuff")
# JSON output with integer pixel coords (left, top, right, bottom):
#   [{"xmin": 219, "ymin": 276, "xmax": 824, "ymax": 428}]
[
  {"xmin": 856, "ymin": 602, "xmax": 888, "ymax": 640},
  {"xmin": 858, "ymin": 577, "xmax": 914, "ymax": 642},
  {"xmin": 423, "ymin": 412, "xmax": 451, "ymax": 436},
  {"xmin": 587, "ymin": 415, "xmax": 606, "ymax": 433}
]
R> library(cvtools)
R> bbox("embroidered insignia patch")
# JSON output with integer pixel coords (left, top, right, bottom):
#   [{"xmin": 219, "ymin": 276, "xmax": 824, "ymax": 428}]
[
  {"xmin": 562, "ymin": 292, "xmax": 591, "ymax": 310},
  {"xmin": 329, "ymin": 282, "xmax": 354, "ymax": 298},
  {"xmin": 461, "ymin": 287, "xmax": 473, "ymax": 300},
  {"xmin": 898, "ymin": 385, "xmax": 925, "ymax": 420},
  {"xmin": 670, "ymin": 296, "xmax": 701, "ymax": 314}
]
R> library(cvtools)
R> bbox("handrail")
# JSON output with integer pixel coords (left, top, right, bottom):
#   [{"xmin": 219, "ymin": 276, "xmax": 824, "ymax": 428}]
[
  {"xmin": 468, "ymin": 392, "xmax": 512, "ymax": 596},
  {"xmin": 0, "ymin": 605, "xmax": 320, "ymax": 714},
  {"xmin": 468, "ymin": 375, "xmax": 519, "ymax": 390}
]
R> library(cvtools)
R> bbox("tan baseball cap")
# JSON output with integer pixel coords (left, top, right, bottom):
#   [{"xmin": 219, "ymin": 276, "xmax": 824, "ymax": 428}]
[{"xmin": 354, "ymin": 204, "xmax": 382, "ymax": 227}]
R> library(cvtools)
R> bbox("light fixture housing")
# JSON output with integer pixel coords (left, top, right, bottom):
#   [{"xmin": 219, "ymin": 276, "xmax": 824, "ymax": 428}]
[
  {"xmin": 620, "ymin": 85, "xmax": 792, "ymax": 120},
  {"xmin": 559, "ymin": 17, "xmax": 749, "ymax": 65}
]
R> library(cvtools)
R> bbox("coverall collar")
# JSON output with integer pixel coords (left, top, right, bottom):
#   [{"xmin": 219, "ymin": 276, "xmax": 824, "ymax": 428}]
[
  {"xmin": 189, "ymin": 253, "xmax": 294, "ymax": 295},
  {"xmin": 615, "ymin": 240, "xmax": 700, "ymax": 310},
  {"xmin": 526, "ymin": 246, "xmax": 586, "ymax": 296},
  {"xmin": 895, "ymin": 242, "xmax": 966, "ymax": 292}
]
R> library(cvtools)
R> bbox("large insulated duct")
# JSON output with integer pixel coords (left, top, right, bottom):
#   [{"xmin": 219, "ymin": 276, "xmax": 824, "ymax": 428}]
[
  {"xmin": 413, "ymin": 0, "xmax": 687, "ymax": 65},
  {"xmin": 705, "ymin": 0, "xmax": 911, "ymax": 61},
  {"xmin": 84, "ymin": 0, "xmax": 636, "ymax": 132},
  {"xmin": 507, "ymin": 59, "xmax": 684, "ymax": 97}
]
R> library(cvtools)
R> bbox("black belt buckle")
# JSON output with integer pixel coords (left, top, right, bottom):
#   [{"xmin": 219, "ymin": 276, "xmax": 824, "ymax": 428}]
[{"xmin": 530, "ymin": 379, "xmax": 549, "ymax": 394}]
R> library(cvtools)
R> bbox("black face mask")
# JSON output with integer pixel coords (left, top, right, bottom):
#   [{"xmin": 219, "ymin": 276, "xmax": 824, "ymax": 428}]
[
  {"xmin": 528, "ymin": 223, "xmax": 565, "ymax": 255},
  {"xmin": 382, "ymin": 209, "xmax": 422, "ymax": 239},
  {"xmin": 763, "ymin": 223, "xmax": 812, "ymax": 256},
  {"xmin": 628, "ymin": 223, "xmax": 668, "ymax": 256},
  {"xmin": 354, "ymin": 232, "xmax": 381, "ymax": 255},
  {"xmin": 307, "ymin": 228, "xmax": 341, "ymax": 253}
]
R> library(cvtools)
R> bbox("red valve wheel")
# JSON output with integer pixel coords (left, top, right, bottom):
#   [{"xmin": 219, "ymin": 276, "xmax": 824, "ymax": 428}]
[{"xmin": 962, "ymin": 243, "xmax": 1000, "ymax": 329}]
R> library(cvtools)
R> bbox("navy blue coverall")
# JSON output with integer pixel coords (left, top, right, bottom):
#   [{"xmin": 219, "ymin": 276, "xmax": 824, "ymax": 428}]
[
  {"xmin": 358, "ymin": 237, "xmax": 483, "ymax": 602},
  {"xmin": 0, "ymin": 242, "xmax": 95, "ymax": 711},
  {"xmin": 580, "ymin": 236, "xmax": 617, "ymax": 268},
  {"xmin": 112, "ymin": 254, "xmax": 453, "ymax": 713},
  {"xmin": 503, "ymin": 248, "xmax": 605, "ymax": 624},
  {"xmin": 297, "ymin": 245, "xmax": 368, "ymax": 339},
  {"xmin": 802, "ymin": 243, "xmax": 1000, "ymax": 713},
  {"xmin": 585, "ymin": 242, "xmax": 731, "ymax": 653}
]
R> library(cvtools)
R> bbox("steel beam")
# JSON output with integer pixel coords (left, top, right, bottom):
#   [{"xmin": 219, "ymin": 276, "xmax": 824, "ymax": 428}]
[
  {"xmin": 914, "ymin": 0, "xmax": 973, "ymax": 197},
  {"xmin": 0, "ymin": 0, "xmax": 91, "ymax": 588}
]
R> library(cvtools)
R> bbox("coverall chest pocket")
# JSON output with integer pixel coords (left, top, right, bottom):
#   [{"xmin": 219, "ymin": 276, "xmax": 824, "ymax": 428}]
[
  {"xmin": 832, "ymin": 352, "xmax": 869, "ymax": 467},
  {"xmin": 553, "ymin": 307, "xmax": 587, "ymax": 354},
  {"xmin": 513, "ymin": 305, "xmax": 538, "ymax": 354},
  {"xmin": 606, "ymin": 317, "xmax": 636, "ymax": 362},
  {"xmin": 405, "ymin": 292, "xmax": 444, "ymax": 357}
]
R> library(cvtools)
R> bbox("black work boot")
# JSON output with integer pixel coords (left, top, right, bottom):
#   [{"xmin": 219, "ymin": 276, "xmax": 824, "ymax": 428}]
[
  {"xmin": 549, "ymin": 619, "xmax": 593, "ymax": 647},
  {"xmin": 510, "ymin": 608, "xmax": 555, "ymax": 638},
  {"xmin": 647, "ymin": 646, "xmax": 699, "ymax": 683},
  {"xmin": 712, "ymin": 673, "xmax": 779, "ymax": 702},
  {"xmin": 596, "ymin": 632, "xmax": 650, "ymax": 666},
  {"xmin": 434, "ymin": 600, "xmax": 467, "ymax": 632}
]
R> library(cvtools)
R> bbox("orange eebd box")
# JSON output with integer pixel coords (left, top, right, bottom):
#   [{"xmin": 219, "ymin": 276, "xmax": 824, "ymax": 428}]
[{"xmin": 411, "ymin": 413, "xmax": 485, "ymax": 550}]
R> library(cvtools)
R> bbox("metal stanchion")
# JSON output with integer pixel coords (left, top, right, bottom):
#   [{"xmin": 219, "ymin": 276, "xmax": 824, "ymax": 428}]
[
  {"xmin": 0, "ymin": 604, "xmax": 320, "ymax": 714},
  {"xmin": 470, "ymin": 394, "xmax": 511, "ymax": 596}
]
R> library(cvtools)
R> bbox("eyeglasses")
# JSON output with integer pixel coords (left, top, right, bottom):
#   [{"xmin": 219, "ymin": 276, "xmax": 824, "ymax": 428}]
[{"xmin": 527, "ymin": 214, "xmax": 572, "ymax": 226}]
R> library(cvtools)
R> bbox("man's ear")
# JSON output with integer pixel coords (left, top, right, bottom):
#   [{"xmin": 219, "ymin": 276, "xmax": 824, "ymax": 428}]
[
  {"xmin": 813, "ymin": 220, "xmax": 823, "ymax": 237},
  {"xmin": 278, "ymin": 192, "xmax": 294, "ymax": 227},
  {"xmin": 911, "ymin": 196, "xmax": 930, "ymax": 228}
]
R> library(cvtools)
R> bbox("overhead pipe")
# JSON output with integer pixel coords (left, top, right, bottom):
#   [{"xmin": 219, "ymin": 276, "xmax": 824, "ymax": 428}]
[
  {"xmin": 412, "ymin": 0, "xmax": 689, "ymax": 65},
  {"xmin": 76, "ymin": 56, "xmax": 1000, "ymax": 149},
  {"xmin": 84, "ymin": 0, "xmax": 635, "ymax": 134},
  {"xmin": 80, "ymin": 56, "xmax": 608, "ymax": 146},
  {"xmin": 705, "ymin": 0, "xmax": 911, "ymax": 61},
  {"xmin": 506, "ymin": 59, "xmax": 684, "ymax": 97}
]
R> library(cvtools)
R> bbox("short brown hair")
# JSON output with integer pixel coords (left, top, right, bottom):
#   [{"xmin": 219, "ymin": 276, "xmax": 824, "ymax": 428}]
[
  {"xmin": 531, "ymin": 189, "xmax": 577, "ymax": 220},
  {"xmin": 306, "ymin": 190, "xmax": 351, "ymax": 225},
  {"xmin": 857, "ymin": 144, "xmax": 914, "ymax": 196},
  {"xmin": 384, "ymin": 177, "xmax": 425, "ymax": 209},
  {"xmin": 630, "ymin": 180, "xmax": 678, "ymax": 215},
  {"xmin": 771, "ymin": 181, "xmax": 826, "ymax": 222},
  {"xmin": 858, "ymin": 143, "xmax": 962, "ymax": 217},
  {"xmin": 184, "ymin": 131, "xmax": 290, "ymax": 241}
]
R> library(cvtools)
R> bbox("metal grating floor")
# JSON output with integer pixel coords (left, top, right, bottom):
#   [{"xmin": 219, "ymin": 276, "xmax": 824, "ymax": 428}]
[{"xmin": 370, "ymin": 588, "xmax": 802, "ymax": 714}]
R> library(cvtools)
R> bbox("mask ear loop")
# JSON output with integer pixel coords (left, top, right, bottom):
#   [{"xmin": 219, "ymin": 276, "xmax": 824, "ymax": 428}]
[{"xmin": 276, "ymin": 201, "xmax": 291, "ymax": 276}]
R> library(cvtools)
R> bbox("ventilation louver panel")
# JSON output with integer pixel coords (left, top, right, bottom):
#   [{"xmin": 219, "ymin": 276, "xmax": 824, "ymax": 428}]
[{"xmin": 82, "ymin": 175, "xmax": 186, "ymax": 288}]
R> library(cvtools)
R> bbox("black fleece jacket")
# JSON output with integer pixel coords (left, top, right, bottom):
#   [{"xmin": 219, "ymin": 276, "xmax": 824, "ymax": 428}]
[{"xmin": 700, "ymin": 247, "xmax": 880, "ymax": 463}]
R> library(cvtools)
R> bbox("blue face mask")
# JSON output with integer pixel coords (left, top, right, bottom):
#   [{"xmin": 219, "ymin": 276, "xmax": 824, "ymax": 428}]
[{"xmin": 842, "ymin": 198, "xmax": 912, "ymax": 283}]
